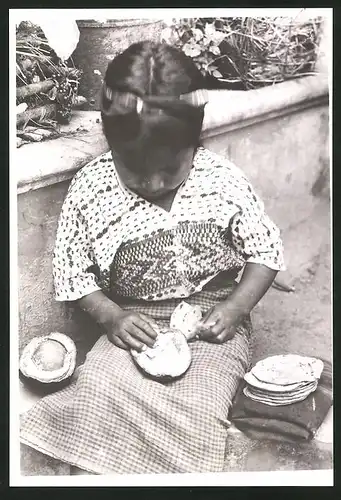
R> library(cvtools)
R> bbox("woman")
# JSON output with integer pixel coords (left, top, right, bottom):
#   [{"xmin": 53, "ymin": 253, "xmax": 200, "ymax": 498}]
[{"xmin": 20, "ymin": 41, "xmax": 285, "ymax": 474}]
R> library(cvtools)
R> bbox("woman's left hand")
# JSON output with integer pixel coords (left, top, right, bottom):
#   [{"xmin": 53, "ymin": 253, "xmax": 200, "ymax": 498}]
[{"xmin": 195, "ymin": 301, "xmax": 241, "ymax": 344}]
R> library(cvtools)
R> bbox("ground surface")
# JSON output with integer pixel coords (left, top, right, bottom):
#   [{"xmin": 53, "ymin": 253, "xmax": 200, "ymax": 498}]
[
  {"xmin": 221, "ymin": 196, "xmax": 332, "ymax": 473},
  {"xmin": 252, "ymin": 202, "xmax": 331, "ymax": 366},
  {"xmin": 20, "ymin": 197, "xmax": 332, "ymax": 477}
]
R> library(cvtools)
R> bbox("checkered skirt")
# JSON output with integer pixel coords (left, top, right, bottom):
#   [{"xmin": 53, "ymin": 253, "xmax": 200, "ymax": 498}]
[{"xmin": 20, "ymin": 287, "xmax": 252, "ymax": 474}]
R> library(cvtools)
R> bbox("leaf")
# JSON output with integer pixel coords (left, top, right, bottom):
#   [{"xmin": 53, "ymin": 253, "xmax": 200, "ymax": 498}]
[
  {"xmin": 215, "ymin": 34, "xmax": 226, "ymax": 47},
  {"xmin": 182, "ymin": 43, "xmax": 192, "ymax": 56},
  {"xmin": 204, "ymin": 22, "xmax": 216, "ymax": 37},
  {"xmin": 190, "ymin": 47, "xmax": 202, "ymax": 58},
  {"xmin": 196, "ymin": 56, "xmax": 209, "ymax": 64},
  {"xmin": 192, "ymin": 28, "xmax": 203, "ymax": 41},
  {"xmin": 212, "ymin": 70, "xmax": 223, "ymax": 78},
  {"xmin": 209, "ymin": 45, "xmax": 221, "ymax": 55},
  {"xmin": 183, "ymin": 43, "xmax": 201, "ymax": 58},
  {"xmin": 16, "ymin": 102, "xmax": 28, "ymax": 114},
  {"xmin": 47, "ymin": 86, "xmax": 57, "ymax": 101},
  {"xmin": 201, "ymin": 36, "xmax": 211, "ymax": 48}
]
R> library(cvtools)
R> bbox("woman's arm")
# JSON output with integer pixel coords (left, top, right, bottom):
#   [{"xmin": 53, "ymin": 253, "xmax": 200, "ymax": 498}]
[
  {"xmin": 78, "ymin": 290, "xmax": 122, "ymax": 326},
  {"xmin": 53, "ymin": 178, "xmax": 158, "ymax": 351},
  {"xmin": 197, "ymin": 262, "xmax": 277, "ymax": 342},
  {"xmin": 225, "ymin": 262, "xmax": 277, "ymax": 316},
  {"xmin": 77, "ymin": 291, "xmax": 158, "ymax": 351}
]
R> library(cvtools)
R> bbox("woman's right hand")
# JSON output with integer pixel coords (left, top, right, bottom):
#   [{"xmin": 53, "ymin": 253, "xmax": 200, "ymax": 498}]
[
  {"xmin": 104, "ymin": 310, "xmax": 159, "ymax": 351},
  {"xmin": 77, "ymin": 291, "xmax": 159, "ymax": 352}
]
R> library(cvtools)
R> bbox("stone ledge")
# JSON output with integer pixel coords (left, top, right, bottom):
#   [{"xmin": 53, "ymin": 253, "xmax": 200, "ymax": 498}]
[
  {"xmin": 17, "ymin": 75, "xmax": 329, "ymax": 195},
  {"xmin": 17, "ymin": 113, "xmax": 107, "ymax": 195},
  {"xmin": 202, "ymin": 74, "xmax": 329, "ymax": 138}
]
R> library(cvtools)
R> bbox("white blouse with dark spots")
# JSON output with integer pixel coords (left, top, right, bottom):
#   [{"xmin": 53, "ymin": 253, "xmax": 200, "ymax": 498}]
[{"xmin": 53, "ymin": 147, "xmax": 285, "ymax": 302}]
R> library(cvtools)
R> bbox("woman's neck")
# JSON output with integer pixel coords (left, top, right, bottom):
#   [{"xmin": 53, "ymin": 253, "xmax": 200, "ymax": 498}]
[{"xmin": 149, "ymin": 187, "xmax": 179, "ymax": 212}]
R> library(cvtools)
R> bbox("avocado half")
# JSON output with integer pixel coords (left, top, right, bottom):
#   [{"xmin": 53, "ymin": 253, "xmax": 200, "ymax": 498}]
[{"xmin": 19, "ymin": 332, "xmax": 77, "ymax": 385}]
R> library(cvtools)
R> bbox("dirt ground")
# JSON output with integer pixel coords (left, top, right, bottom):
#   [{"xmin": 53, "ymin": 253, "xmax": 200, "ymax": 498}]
[{"xmin": 251, "ymin": 198, "xmax": 332, "ymax": 366}]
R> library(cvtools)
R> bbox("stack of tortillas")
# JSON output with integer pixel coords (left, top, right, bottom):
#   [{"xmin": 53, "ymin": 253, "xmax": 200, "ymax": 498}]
[{"xmin": 243, "ymin": 355, "xmax": 324, "ymax": 406}]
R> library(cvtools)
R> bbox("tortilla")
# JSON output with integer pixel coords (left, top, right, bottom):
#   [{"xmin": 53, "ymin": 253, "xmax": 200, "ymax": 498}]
[
  {"xmin": 244, "ymin": 372, "xmax": 315, "ymax": 393},
  {"xmin": 244, "ymin": 380, "xmax": 317, "ymax": 400},
  {"xmin": 170, "ymin": 301, "xmax": 202, "ymax": 340},
  {"xmin": 131, "ymin": 302, "xmax": 203, "ymax": 379},
  {"xmin": 131, "ymin": 327, "xmax": 191, "ymax": 378},
  {"xmin": 243, "ymin": 383, "xmax": 318, "ymax": 406},
  {"xmin": 251, "ymin": 355, "xmax": 324, "ymax": 385}
]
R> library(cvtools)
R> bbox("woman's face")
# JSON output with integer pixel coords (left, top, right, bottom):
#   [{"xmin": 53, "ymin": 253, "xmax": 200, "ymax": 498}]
[{"xmin": 113, "ymin": 146, "xmax": 195, "ymax": 202}]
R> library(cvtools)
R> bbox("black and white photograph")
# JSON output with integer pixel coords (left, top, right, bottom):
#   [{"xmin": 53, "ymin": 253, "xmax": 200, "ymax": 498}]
[{"xmin": 11, "ymin": 8, "xmax": 333, "ymax": 486}]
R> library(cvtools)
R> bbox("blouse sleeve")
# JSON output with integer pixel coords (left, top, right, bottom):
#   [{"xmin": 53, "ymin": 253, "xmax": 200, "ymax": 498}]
[
  {"xmin": 52, "ymin": 182, "xmax": 102, "ymax": 302},
  {"xmin": 228, "ymin": 174, "xmax": 286, "ymax": 272}
]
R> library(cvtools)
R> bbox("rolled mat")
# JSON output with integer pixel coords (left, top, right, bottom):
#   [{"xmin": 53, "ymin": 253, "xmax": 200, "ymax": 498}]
[{"xmin": 230, "ymin": 358, "xmax": 332, "ymax": 442}]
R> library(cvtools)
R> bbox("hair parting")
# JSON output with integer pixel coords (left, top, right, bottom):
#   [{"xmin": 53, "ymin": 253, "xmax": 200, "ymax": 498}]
[{"xmin": 100, "ymin": 41, "xmax": 208, "ymax": 167}]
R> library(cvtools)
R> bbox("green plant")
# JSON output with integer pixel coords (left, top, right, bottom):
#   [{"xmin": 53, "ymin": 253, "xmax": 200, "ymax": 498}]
[
  {"xmin": 162, "ymin": 18, "xmax": 226, "ymax": 78},
  {"xmin": 162, "ymin": 16, "xmax": 322, "ymax": 90}
]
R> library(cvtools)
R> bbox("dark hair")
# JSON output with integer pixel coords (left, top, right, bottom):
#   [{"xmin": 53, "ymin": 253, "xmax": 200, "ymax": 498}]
[{"xmin": 100, "ymin": 41, "xmax": 207, "ymax": 171}]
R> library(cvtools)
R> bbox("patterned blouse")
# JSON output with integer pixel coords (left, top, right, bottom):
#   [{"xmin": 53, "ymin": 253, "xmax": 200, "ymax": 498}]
[{"xmin": 53, "ymin": 147, "xmax": 285, "ymax": 302}]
